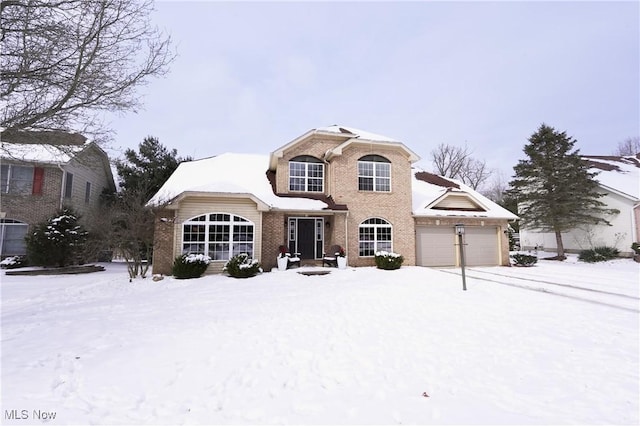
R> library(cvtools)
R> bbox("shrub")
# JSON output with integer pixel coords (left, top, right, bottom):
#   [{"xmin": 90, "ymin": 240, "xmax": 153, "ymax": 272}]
[
  {"xmin": 25, "ymin": 208, "xmax": 88, "ymax": 267},
  {"xmin": 224, "ymin": 253, "xmax": 262, "ymax": 278},
  {"xmin": 172, "ymin": 253, "xmax": 211, "ymax": 279},
  {"xmin": 0, "ymin": 255, "xmax": 28, "ymax": 269},
  {"xmin": 632, "ymin": 242, "xmax": 640, "ymax": 255},
  {"xmin": 510, "ymin": 253, "xmax": 537, "ymax": 267},
  {"xmin": 578, "ymin": 246, "xmax": 620, "ymax": 263},
  {"xmin": 374, "ymin": 251, "xmax": 404, "ymax": 270}
]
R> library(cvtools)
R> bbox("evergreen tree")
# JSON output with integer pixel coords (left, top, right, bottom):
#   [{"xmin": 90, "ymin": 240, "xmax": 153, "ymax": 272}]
[
  {"xmin": 115, "ymin": 136, "xmax": 191, "ymax": 201},
  {"xmin": 508, "ymin": 124, "xmax": 618, "ymax": 259},
  {"xmin": 26, "ymin": 208, "xmax": 88, "ymax": 267}
]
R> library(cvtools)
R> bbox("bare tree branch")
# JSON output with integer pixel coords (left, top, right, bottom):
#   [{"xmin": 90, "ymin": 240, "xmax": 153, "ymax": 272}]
[
  {"xmin": 1, "ymin": 0, "xmax": 174, "ymax": 141},
  {"xmin": 613, "ymin": 136, "xmax": 640, "ymax": 156}
]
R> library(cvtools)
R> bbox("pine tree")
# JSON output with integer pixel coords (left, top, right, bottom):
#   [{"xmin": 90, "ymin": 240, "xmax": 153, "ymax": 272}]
[
  {"xmin": 26, "ymin": 208, "xmax": 88, "ymax": 267},
  {"xmin": 115, "ymin": 136, "xmax": 191, "ymax": 201},
  {"xmin": 508, "ymin": 124, "xmax": 618, "ymax": 259}
]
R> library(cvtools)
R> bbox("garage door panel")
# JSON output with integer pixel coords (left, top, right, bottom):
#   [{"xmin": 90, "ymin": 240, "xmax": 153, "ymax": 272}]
[
  {"xmin": 464, "ymin": 227, "xmax": 498, "ymax": 266},
  {"xmin": 416, "ymin": 226, "xmax": 456, "ymax": 267}
]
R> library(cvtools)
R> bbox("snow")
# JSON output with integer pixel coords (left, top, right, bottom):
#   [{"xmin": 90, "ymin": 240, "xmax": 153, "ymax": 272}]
[
  {"xmin": 588, "ymin": 157, "xmax": 640, "ymax": 201},
  {"xmin": 316, "ymin": 125, "xmax": 400, "ymax": 142},
  {"xmin": 412, "ymin": 167, "xmax": 518, "ymax": 220},
  {"xmin": 147, "ymin": 153, "xmax": 327, "ymax": 210},
  {"xmin": 0, "ymin": 142, "xmax": 85, "ymax": 164},
  {"xmin": 2, "ymin": 254, "xmax": 638, "ymax": 425}
]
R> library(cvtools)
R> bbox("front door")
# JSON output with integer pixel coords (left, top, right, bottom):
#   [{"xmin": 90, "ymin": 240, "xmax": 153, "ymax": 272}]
[{"xmin": 289, "ymin": 218, "xmax": 323, "ymax": 260}]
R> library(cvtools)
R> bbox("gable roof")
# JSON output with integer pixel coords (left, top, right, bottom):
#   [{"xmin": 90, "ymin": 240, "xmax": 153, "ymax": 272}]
[
  {"xmin": 412, "ymin": 168, "xmax": 518, "ymax": 220},
  {"xmin": 0, "ymin": 130, "xmax": 115, "ymax": 192},
  {"xmin": 147, "ymin": 153, "xmax": 329, "ymax": 211},
  {"xmin": 269, "ymin": 125, "xmax": 420, "ymax": 170},
  {"xmin": 583, "ymin": 154, "xmax": 640, "ymax": 201}
]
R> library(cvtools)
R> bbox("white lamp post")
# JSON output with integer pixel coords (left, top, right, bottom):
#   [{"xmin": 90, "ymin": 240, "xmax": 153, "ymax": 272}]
[{"xmin": 455, "ymin": 224, "xmax": 467, "ymax": 291}]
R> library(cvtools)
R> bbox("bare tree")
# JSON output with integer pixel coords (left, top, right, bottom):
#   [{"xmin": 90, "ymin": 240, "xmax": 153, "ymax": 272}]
[
  {"xmin": 430, "ymin": 143, "xmax": 491, "ymax": 190},
  {"xmin": 613, "ymin": 137, "xmax": 640, "ymax": 156},
  {"xmin": 1, "ymin": 0, "xmax": 174, "ymax": 140}
]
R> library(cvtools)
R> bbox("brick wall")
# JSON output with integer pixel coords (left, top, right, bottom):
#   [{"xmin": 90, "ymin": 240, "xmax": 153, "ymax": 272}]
[
  {"xmin": 152, "ymin": 209, "xmax": 176, "ymax": 275},
  {"xmin": 1, "ymin": 166, "xmax": 63, "ymax": 226},
  {"xmin": 261, "ymin": 211, "xmax": 286, "ymax": 271}
]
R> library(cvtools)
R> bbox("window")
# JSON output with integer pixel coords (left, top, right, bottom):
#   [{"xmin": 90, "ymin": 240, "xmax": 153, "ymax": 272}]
[
  {"xmin": 359, "ymin": 217, "xmax": 392, "ymax": 256},
  {"xmin": 64, "ymin": 172, "xmax": 73, "ymax": 198},
  {"xmin": 289, "ymin": 156, "xmax": 324, "ymax": 192},
  {"xmin": 358, "ymin": 155, "xmax": 391, "ymax": 192},
  {"xmin": 0, "ymin": 165, "xmax": 35, "ymax": 194},
  {"xmin": 0, "ymin": 219, "xmax": 28, "ymax": 256},
  {"xmin": 182, "ymin": 213, "xmax": 255, "ymax": 261},
  {"xmin": 85, "ymin": 182, "xmax": 91, "ymax": 203}
]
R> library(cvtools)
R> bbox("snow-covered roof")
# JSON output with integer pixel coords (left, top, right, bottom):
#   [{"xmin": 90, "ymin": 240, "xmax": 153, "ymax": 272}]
[
  {"xmin": 147, "ymin": 153, "xmax": 328, "ymax": 211},
  {"xmin": 315, "ymin": 125, "xmax": 400, "ymax": 142},
  {"xmin": 412, "ymin": 167, "xmax": 518, "ymax": 220},
  {"xmin": 0, "ymin": 141, "xmax": 86, "ymax": 164},
  {"xmin": 583, "ymin": 155, "xmax": 640, "ymax": 201},
  {"xmin": 150, "ymin": 153, "xmax": 517, "ymax": 220}
]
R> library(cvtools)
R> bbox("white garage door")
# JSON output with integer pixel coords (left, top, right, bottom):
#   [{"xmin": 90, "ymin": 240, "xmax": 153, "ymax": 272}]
[
  {"xmin": 416, "ymin": 226, "xmax": 456, "ymax": 266},
  {"xmin": 464, "ymin": 226, "xmax": 499, "ymax": 266}
]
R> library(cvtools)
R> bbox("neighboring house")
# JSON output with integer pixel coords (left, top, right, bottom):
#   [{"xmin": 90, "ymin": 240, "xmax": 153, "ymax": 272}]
[
  {"xmin": 0, "ymin": 130, "xmax": 116, "ymax": 257},
  {"xmin": 149, "ymin": 126, "xmax": 517, "ymax": 274},
  {"xmin": 519, "ymin": 154, "xmax": 640, "ymax": 257}
]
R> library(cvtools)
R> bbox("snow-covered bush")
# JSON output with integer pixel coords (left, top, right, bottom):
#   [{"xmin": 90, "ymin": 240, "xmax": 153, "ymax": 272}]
[
  {"xmin": 374, "ymin": 251, "xmax": 404, "ymax": 270},
  {"xmin": 172, "ymin": 253, "xmax": 211, "ymax": 279},
  {"xmin": 25, "ymin": 208, "xmax": 88, "ymax": 267},
  {"xmin": 224, "ymin": 253, "xmax": 262, "ymax": 278},
  {"xmin": 0, "ymin": 255, "xmax": 28, "ymax": 269},
  {"xmin": 510, "ymin": 253, "xmax": 537, "ymax": 267},
  {"xmin": 631, "ymin": 242, "xmax": 640, "ymax": 256},
  {"xmin": 578, "ymin": 246, "xmax": 620, "ymax": 263}
]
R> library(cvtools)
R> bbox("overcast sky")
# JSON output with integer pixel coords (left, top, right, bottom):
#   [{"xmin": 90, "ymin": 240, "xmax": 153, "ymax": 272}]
[{"xmin": 105, "ymin": 1, "xmax": 639, "ymax": 180}]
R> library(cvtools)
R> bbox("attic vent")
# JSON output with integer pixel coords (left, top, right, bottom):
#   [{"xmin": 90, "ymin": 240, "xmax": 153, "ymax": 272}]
[{"xmin": 431, "ymin": 195, "xmax": 486, "ymax": 212}]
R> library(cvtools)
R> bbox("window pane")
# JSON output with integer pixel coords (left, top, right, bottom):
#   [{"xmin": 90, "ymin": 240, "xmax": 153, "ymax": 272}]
[
  {"xmin": 209, "ymin": 224, "xmax": 229, "ymax": 242},
  {"xmin": 233, "ymin": 242, "xmax": 253, "ymax": 258},
  {"xmin": 64, "ymin": 172, "xmax": 73, "ymax": 198},
  {"xmin": 359, "ymin": 177, "xmax": 374, "ymax": 191},
  {"xmin": 289, "ymin": 177, "xmax": 305, "ymax": 191},
  {"xmin": 9, "ymin": 166, "xmax": 34, "ymax": 194},
  {"xmin": 358, "ymin": 162, "xmax": 374, "ymax": 176},
  {"xmin": 289, "ymin": 162, "xmax": 306, "ymax": 176},
  {"xmin": 233, "ymin": 224, "xmax": 253, "ymax": 242},
  {"xmin": 377, "ymin": 241, "xmax": 392, "ymax": 252},
  {"xmin": 375, "ymin": 163, "xmax": 390, "ymax": 178},
  {"xmin": 377, "ymin": 227, "xmax": 392, "ymax": 241},
  {"xmin": 0, "ymin": 223, "xmax": 28, "ymax": 255},
  {"xmin": 182, "ymin": 243, "xmax": 205, "ymax": 254},
  {"xmin": 184, "ymin": 224, "xmax": 206, "ymax": 242},
  {"xmin": 209, "ymin": 243, "xmax": 229, "ymax": 260},
  {"xmin": 85, "ymin": 182, "xmax": 91, "ymax": 203},
  {"xmin": 0, "ymin": 165, "xmax": 8, "ymax": 192},
  {"xmin": 375, "ymin": 178, "xmax": 390, "ymax": 192},
  {"xmin": 359, "ymin": 241, "xmax": 374, "ymax": 257}
]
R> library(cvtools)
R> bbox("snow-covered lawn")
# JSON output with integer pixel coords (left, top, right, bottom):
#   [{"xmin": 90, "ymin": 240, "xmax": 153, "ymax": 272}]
[{"xmin": 2, "ymin": 256, "xmax": 638, "ymax": 425}]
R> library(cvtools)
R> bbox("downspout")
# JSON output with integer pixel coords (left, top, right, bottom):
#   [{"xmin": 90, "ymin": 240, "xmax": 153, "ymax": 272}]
[
  {"xmin": 345, "ymin": 210, "xmax": 349, "ymax": 258},
  {"xmin": 57, "ymin": 163, "xmax": 65, "ymax": 209}
]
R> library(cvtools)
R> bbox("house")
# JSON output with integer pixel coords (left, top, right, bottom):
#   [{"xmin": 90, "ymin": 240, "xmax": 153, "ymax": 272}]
[
  {"xmin": 149, "ymin": 126, "xmax": 517, "ymax": 274},
  {"xmin": 519, "ymin": 154, "xmax": 640, "ymax": 257},
  {"xmin": 0, "ymin": 130, "xmax": 116, "ymax": 257}
]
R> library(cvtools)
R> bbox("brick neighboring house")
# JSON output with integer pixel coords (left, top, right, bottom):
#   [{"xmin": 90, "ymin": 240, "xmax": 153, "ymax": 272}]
[
  {"xmin": 149, "ymin": 126, "xmax": 517, "ymax": 275},
  {"xmin": 520, "ymin": 154, "xmax": 640, "ymax": 257},
  {"xmin": 0, "ymin": 130, "xmax": 116, "ymax": 257}
]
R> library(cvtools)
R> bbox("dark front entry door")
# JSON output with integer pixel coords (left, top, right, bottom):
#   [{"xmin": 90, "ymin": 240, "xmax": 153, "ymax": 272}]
[{"xmin": 297, "ymin": 219, "xmax": 316, "ymax": 259}]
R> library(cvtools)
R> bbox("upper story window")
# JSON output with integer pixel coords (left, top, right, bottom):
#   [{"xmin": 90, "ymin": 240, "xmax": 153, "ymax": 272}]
[
  {"xmin": 64, "ymin": 172, "xmax": 74, "ymax": 198},
  {"xmin": 0, "ymin": 164, "xmax": 42, "ymax": 195},
  {"xmin": 289, "ymin": 156, "xmax": 324, "ymax": 192},
  {"xmin": 358, "ymin": 155, "xmax": 391, "ymax": 192}
]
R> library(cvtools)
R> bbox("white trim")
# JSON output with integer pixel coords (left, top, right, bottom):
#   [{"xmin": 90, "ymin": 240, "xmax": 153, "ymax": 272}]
[
  {"xmin": 181, "ymin": 212, "xmax": 256, "ymax": 262},
  {"xmin": 358, "ymin": 217, "xmax": 393, "ymax": 257}
]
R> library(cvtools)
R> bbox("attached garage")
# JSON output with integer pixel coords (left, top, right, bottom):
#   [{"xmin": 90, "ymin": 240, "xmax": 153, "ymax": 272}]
[{"xmin": 415, "ymin": 225, "xmax": 501, "ymax": 267}]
